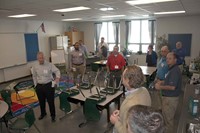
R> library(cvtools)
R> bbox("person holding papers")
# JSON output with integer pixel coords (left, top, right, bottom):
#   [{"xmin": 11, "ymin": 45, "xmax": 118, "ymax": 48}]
[{"xmin": 70, "ymin": 42, "xmax": 86, "ymax": 85}]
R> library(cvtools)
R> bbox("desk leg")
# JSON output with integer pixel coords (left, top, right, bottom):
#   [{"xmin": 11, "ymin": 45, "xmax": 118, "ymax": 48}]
[
  {"xmin": 106, "ymin": 106, "xmax": 110, "ymax": 122},
  {"xmin": 117, "ymin": 97, "xmax": 121, "ymax": 110}
]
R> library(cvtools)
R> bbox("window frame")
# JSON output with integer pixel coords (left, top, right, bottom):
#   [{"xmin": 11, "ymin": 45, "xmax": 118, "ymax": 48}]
[
  {"xmin": 127, "ymin": 19, "xmax": 156, "ymax": 53},
  {"xmin": 99, "ymin": 21, "xmax": 120, "ymax": 51}
]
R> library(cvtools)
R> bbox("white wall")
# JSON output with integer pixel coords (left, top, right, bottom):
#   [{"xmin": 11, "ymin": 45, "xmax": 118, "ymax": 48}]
[
  {"xmin": 156, "ymin": 15, "xmax": 200, "ymax": 59},
  {"xmin": 0, "ymin": 19, "xmax": 73, "ymax": 83},
  {"xmin": 74, "ymin": 22, "xmax": 95, "ymax": 52},
  {"xmin": 1, "ymin": 15, "xmax": 200, "ymax": 82},
  {"xmin": 73, "ymin": 16, "xmax": 200, "ymax": 66}
]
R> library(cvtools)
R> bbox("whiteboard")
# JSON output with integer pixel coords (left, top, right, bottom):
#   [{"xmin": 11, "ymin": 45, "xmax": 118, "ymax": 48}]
[
  {"xmin": 51, "ymin": 50, "xmax": 66, "ymax": 64},
  {"xmin": 0, "ymin": 33, "xmax": 27, "ymax": 69}
]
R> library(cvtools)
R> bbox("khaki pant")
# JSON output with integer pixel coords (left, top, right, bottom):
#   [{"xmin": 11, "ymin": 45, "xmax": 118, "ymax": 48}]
[
  {"xmin": 162, "ymin": 96, "xmax": 179, "ymax": 133},
  {"xmin": 151, "ymin": 90, "xmax": 162, "ymax": 110},
  {"xmin": 72, "ymin": 64, "xmax": 85, "ymax": 84}
]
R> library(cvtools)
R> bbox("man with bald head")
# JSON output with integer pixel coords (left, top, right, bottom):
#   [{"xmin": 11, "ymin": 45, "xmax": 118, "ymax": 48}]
[
  {"xmin": 156, "ymin": 46, "xmax": 169, "ymax": 80},
  {"xmin": 155, "ymin": 52, "xmax": 182, "ymax": 133},
  {"xmin": 32, "ymin": 52, "xmax": 60, "ymax": 122},
  {"xmin": 152, "ymin": 46, "xmax": 169, "ymax": 110},
  {"xmin": 172, "ymin": 41, "xmax": 186, "ymax": 65}
]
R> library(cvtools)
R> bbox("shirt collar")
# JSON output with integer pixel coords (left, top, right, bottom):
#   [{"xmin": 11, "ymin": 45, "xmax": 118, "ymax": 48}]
[{"xmin": 125, "ymin": 88, "xmax": 138, "ymax": 96}]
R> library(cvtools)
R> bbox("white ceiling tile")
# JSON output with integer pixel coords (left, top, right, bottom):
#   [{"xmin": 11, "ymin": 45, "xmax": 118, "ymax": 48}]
[{"xmin": 0, "ymin": 0, "xmax": 199, "ymax": 21}]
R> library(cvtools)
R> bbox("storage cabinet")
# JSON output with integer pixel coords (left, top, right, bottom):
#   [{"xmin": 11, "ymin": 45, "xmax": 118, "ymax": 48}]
[
  {"xmin": 49, "ymin": 36, "xmax": 68, "ymax": 51},
  {"xmin": 64, "ymin": 31, "xmax": 84, "ymax": 46}
]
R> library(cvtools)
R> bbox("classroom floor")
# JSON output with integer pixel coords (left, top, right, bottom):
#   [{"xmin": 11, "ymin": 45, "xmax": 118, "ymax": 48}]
[{"xmin": 0, "ymin": 73, "xmax": 188, "ymax": 133}]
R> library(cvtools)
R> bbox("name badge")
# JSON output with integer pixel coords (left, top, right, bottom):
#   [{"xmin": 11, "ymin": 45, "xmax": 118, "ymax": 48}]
[
  {"xmin": 165, "ymin": 72, "xmax": 169, "ymax": 78},
  {"xmin": 115, "ymin": 65, "xmax": 119, "ymax": 69},
  {"xmin": 72, "ymin": 67, "xmax": 76, "ymax": 72},
  {"xmin": 43, "ymin": 69, "xmax": 48, "ymax": 74},
  {"xmin": 79, "ymin": 53, "xmax": 82, "ymax": 56},
  {"xmin": 161, "ymin": 63, "xmax": 164, "ymax": 67}
]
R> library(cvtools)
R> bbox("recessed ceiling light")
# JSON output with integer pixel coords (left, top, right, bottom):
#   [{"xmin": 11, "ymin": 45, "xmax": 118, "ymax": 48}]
[
  {"xmin": 53, "ymin": 6, "xmax": 90, "ymax": 12},
  {"xmin": 154, "ymin": 10, "xmax": 185, "ymax": 15},
  {"xmin": 99, "ymin": 7, "xmax": 114, "ymax": 11},
  {"xmin": 101, "ymin": 15, "xmax": 126, "ymax": 18},
  {"xmin": 8, "ymin": 14, "xmax": 36, "ymax": 18},
  {"xmin": 62, "ymin": 18, "xmax": 82, "ymax": 21},
  {"xmin": 126, "ymin": 0, "xmax": 177, "ymax": 5}
]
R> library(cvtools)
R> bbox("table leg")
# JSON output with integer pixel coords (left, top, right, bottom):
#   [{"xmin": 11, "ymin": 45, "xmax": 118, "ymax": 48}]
[
  {"xmin": 117, "ymin": 97, "xmax": 121, "ymax": 110},
  {"xmin": 106, "ymin": 106, "xmax": 110, "ymax": 122}
]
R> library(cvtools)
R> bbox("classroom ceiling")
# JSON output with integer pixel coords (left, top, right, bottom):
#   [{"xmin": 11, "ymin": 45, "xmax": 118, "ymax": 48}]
[{"xmin": 0, "ymin": 0, "xmax": 200, "ymax": 22}]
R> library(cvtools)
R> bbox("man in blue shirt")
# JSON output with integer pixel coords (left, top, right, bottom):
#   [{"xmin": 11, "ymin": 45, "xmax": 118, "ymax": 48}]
[
  {"xmin": 156, "ymin": 46, "xmax": 169, "ymax": 80},
  {"xmin": 172, "ymin": 41, "xmax": 186, "ymax": 65},
  {"xmin": 155, "ymin": 52, "xmax": 182, "ymax": 133},
  {"xmin": 152, "ymin": 46, "xmax": 169, "ymax": 111}
]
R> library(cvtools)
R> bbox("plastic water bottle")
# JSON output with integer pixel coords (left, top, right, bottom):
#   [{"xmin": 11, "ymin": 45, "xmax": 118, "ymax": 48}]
[{"xmin": 192, "ymin": 99, "xmax": 199, "ymax": 116}]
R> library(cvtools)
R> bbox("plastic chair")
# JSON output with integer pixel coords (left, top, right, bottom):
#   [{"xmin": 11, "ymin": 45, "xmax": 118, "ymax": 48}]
[
  {"xmin": 59, "ymin": 92, "xmax": 73, "ymax": 120},
  {"xmin": 79, "ymin": 98, "xmax": 101, "ymax": 128},
  {"xmin": 79, "ymin": 72, "xmax": 94, "ymax": 90},
  {"xmin": 13, "ymin": 80, "xmax": 35, "ymax": 104},
  {"xmin": 90, "ymin": 63, "xmax": 101, "ymax": 85},
  {"xmin": 100, "ymin": 74, "xmax": 122, "ymax": 95},
  {"xmin": 9, "ymin": 108, "xmax": 41, "ymax": 133}
]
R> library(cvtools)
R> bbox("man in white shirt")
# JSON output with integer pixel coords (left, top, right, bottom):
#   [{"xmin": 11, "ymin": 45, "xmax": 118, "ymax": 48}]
[
  {"xmin": 97, "ymin": 37, "xmax": 108, "ymax": 59},
  {"xmin": 32, "ymin": 52, "xmax": 60, "ymax": 122}
]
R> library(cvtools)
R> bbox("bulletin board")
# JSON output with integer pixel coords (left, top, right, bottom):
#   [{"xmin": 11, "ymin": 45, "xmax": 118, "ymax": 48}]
[{"xmin": 168, "ymin": 34, "xmax": 192, "ymax": 56}]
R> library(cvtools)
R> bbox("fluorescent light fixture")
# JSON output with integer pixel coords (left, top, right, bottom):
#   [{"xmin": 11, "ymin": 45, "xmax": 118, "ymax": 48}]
[
  {"xmin": 99, "ymin": 7, "xmax": 114, "ymax": 11},
  {"xmin": 53, "ymin": 6, "xmax": 90, "ymax": 12},
  {"xmin": 62, "ymin": 18, "xmax": 82, "ymax": 21},
  {"xmin": 154, "ymin": 10, "xmax": 185, "ymax": 15},
  {"xmin": 101, "ymin": 15, "xmax": 126, "ymax": 18},
  {"xmin": 8, "ymin": 14, "xmax": 36, "ymax": 18},
  {"xmin": 126, "ymin": 0, "xmax": 177, "ymax": 5},
  {"xmin": 142, "ymin": 14, "xmax": 149, "ymax": 17}
]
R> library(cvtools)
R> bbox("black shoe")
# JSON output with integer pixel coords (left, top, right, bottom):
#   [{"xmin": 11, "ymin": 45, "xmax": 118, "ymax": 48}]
[
  {"xmin": 38, "ymin": 114, "xmax": 47, "ymax": 120},
  {"xmin": 51, "ymin": 117, "xmax": 56, "ymax": 122}
]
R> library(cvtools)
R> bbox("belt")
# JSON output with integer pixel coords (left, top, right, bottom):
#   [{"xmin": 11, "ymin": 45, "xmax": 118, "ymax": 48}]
[
  {"xmin": 73, "ymin": 63, "xmax": 83, "ymax": 66},
  {"xmin": 162, "ymin": 95, "xmax": 179, "ymax": 97},
  {"xmin": 37, "ymin": 82, "xmax": 51, "ymax": 86},
  {"xmin": 111, "ymin": 69, "xmax": 121, "ymax": 72}
]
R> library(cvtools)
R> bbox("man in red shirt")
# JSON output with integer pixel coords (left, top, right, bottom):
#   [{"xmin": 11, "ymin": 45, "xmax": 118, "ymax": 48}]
[{"xmin": 107, "ymin": 46, "xmax": 126, "ymax": 88}]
